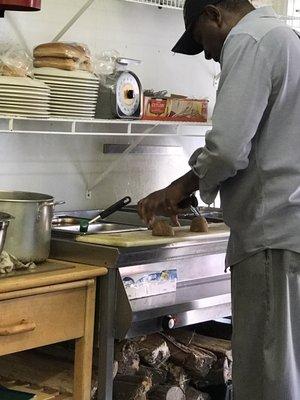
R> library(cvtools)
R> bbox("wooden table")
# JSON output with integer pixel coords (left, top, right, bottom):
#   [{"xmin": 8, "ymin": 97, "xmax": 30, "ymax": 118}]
[{"xmin": 0, "ymin": 259, "xmax": 107, "ymax": 400}]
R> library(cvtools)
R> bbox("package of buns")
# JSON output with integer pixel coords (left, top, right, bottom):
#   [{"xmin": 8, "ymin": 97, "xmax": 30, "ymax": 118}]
[
  {"xmin": 33, "ymin": 42, "xmax": 91, "ymax": 63},
  {"xmin": 33, "ymin": 57, "xmax": 78, "ymax": 71},
  {"xmin": 0, "ymin": 46, "xmax": 33, "ymax": 77},
  {"xmin": 33, "ymin": 42, "xmax": 94, "ymax": 72}
]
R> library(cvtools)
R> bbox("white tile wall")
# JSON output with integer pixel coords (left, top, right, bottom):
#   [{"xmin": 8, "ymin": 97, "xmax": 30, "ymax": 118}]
[{"xmin": 0, "ymin": 0, "xmax": 217, "ymax": 210}]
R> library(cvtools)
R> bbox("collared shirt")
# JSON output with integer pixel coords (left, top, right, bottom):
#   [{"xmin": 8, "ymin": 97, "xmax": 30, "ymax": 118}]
[{"xmin": 189, "ymin": 7, "xmax": 300, "ymax": 267}]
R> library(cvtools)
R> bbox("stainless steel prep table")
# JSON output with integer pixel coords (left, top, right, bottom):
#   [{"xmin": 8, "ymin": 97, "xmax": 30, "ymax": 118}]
[{"xmin": 50, "ymin": 209, "xmax": 230, "ymax": 400}]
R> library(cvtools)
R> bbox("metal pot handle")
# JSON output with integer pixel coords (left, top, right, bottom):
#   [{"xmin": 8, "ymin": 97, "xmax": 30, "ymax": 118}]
[
  {"xmin": 46, "ymin": 201, "xmax": 66, "ymax": 207},
  {"xmin": 37, "ymin": 201, "xmax": 65, "ymax": 221}
]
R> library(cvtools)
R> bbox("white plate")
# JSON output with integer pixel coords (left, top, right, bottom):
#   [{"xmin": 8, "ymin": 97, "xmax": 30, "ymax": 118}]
[
  {"xmin": 0, "ymin": 84, "xmax": 50, "ymax": 93},
  {"xmin": 36, "ymin": 79, "xmax": 99, "ymax": 88},
  {"xmin": 0, "ymin": 88, "xmax": 50, "ymax": 96},
  {"xmin": 50, "ymin": 92, "xmax": 98, "ymax": 99},
  {"xmin": 0, "ymin": 104, "xmax": 49, "ymax": 111},
  {"xmin": 0, "ymin": 113, "xmax": 49, "ymax": 119},
  {"xmin": 51, "ymin": 111, "xmax": 95, "ymax": 116},
  {"xmin": 50, "ymin": 106, "xmax": 96, "ymax": 112},
  {"xmin": 0, "ymin": 93, "xmax": 51, "ymax": 101},
  {"xmin": 50, "ymin": 107, "xmax": 95, "ymax": 114},
  {"xmin": 0, "ymin": 98, "xmax": 49, "ymax": 104},
  {"xmin": 33, "ymin": 67, "xmax": 98, "ymax": 81},
  {"xmin": 0, "ymin": 107, "xmax": 50, "ymax": 115},
  {"xmin": 0, "ymin": 76, "xmax": 50, "ymax": 89},
  {"xmin": 35, "ymin": 74, "xmax": 99, "ymax": 85},
  {"xmin": 48, "ymin": 86, "xmax": 98, "ymax": 94},
  {"xmin": 50, "ymin": 104, "xmax": 96, "ymax": 111},
  {"xmin": 50, "ymin": 98, "xmax": 97, "ymax": 105}
]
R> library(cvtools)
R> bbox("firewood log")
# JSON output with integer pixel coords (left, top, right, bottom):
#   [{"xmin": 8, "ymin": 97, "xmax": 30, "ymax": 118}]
[
  {"xmin": 148, "ymin": 385, "xmax": 186, "ymax": 400},
  {"xmin": 161, "ymin": 334, "xmax": 217, "ymax": 378},
  {"xmin": 115, "ymin": 341, "xmax": 140, "ymax": 375},
  {"xmin": 113, "ymin": 361, "xmax": 119, "ymax": 379},
  {"xmin": 135, "ymin": 334, "xmax": 170, "ymax": 367},
  {"xmin": 167, "ymin": 362, "xmax": 189, "ymax": 391},
  {"xmin": 172, "ymin": 330, "xmax": 231, "ymax": 358},
  {"xmin": 113, "ymin": 374, "xmax": 152, "ymax": 400},
  {"xmin": 138, "ymin": 365, "xmax": 168, "ymax": 386},
  {"xmin": 185, "ymin": 386, "xmax": 211, "ymax": 400}
]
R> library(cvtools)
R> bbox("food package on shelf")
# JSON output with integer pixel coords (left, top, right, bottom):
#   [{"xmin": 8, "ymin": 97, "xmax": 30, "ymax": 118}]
[
  {"xmin": 0, "ymin": 45, "xmax": 33, "ymax": 77},
  {"xmin": 122, "ymin": 269, "xmax": 178, "ymax": 300},
  {"xmin": 33, "ymin": 42, "xmax": 91, "ymax": 61},
  {"xmin": 143, "ymin": 91, "xmax": 208, "ymax": 122},
  {"xmin": 33, "ymin": 42, "xmax": 94, "ymax": 72}
]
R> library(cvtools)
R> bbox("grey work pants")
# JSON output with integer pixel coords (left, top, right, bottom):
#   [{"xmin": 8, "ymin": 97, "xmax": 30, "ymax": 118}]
[{"xmin": 231, "ymin": 249, "xmax": 300, "ymax": 400}]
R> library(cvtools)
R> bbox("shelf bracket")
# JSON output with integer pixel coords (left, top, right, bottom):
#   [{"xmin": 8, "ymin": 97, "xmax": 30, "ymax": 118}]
[
  {"xmin": 87, "ymin": 123, "xmax": 159, "ymax": 192},
  {"xmin": 52, "ymin": 0, "xmax": 96, "ymax": 42}
]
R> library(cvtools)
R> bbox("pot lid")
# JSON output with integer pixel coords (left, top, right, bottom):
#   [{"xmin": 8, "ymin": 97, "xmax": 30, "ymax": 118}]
[
  {"xmin": 0, "ymin": 212, "xmax": 14, "ymax": 222},
  {"xmin": 0, "ymin": 0, "xmax": 41, "ymax": 11},
  {"xmin": 0, "ymin": 191, "xmax": 53, "ymax": 202}
]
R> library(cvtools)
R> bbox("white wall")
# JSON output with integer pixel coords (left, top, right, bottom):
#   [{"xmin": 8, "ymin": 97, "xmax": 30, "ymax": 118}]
[{"xmin": 0, "ymin": 0, "xmax": 217, "ymax": 211}]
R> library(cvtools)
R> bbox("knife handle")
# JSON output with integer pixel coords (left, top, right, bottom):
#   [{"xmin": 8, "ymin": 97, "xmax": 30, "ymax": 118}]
[{"xmin": 177, "ymin": 195, "xmax": 198, "ymax": 210}]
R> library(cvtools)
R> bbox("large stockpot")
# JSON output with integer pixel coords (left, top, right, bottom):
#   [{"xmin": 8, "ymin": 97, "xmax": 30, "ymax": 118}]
[{"xmin": 0, "ymin": 191, "xmax": 61, "ymax": 263}]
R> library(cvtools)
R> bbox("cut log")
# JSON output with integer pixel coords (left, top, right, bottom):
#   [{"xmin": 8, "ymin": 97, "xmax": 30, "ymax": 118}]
[
  {"xmin": 113, "ymin": 361, "xmax": 119, "ymax": 379},
  {"xmin": 135, "ymin": 334, "xmax": 170, "ymax": 367},
  {"xmin": 115, "ymin": 341, "xmax": 140, "ymax": 375},
  {"xmin": 138, "ymin": 365, "xmax": 168, "ymax": 386},
  {"xmin": 172, "ymin": 330, "xmax": 231, "ymax": 358},
  {"xmin": 185, "ymin": 386, "xmax": 211, "ymax": 400},
  {"xmin": 167, "ymin": 363, "xmax": 189, "ymax": 391},
  {"xmin": 113, "ymin": 374, "xmax": 152, "ymax": 400},
  {"xmin": 152, "ymin": 220, "xmax": 175, "ymax": 237},
  {"xmin": 148, "ymin": 385, "xmax": 186, "ymax": 400},
  {"xmin": 161, "ymin": 334, "xmax": 217, "ymax": 378}
]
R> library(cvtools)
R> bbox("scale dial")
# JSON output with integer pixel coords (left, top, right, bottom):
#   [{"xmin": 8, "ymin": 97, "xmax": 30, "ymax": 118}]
[{"xmin": 116, "ymin": 71, "xmax": 141, "ymax": 117}]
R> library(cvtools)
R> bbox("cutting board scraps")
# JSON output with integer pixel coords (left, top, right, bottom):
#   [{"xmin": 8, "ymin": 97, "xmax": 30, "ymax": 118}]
[{"xmin": 76, "ymin": 223, "xmax": 229, "ymax": 247}]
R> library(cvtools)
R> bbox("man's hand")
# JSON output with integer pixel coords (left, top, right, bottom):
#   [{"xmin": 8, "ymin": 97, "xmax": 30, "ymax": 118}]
[
  {"xmin": 138, "ymin": 170, "xmax": 199, "ymax": 226},
  {"xmin": 138, "ymin": 184, "xmax": 185, "ymax": 226}
]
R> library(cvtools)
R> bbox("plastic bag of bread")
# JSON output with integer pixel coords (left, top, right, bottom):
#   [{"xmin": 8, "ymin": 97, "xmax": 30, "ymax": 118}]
[
  {"xmin": 33, "ymin": 42, "xmax": 91, "ymax": 63},
  {"xmin": 34, "ymin": 57, "xmax": 79, "ymax": 71},
  {"xmin": 34, "ymin": 57, "xmax": 94, "ymax": 72},
  {"xmin": 0, "ymin": 45, "xmax": 33, "ymax": 77}
]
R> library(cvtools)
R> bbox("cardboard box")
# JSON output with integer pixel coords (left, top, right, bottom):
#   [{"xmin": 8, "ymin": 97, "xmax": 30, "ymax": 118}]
[{"xmin": 143, "ymin": 96, "xmax": 208, "ymax": 122}]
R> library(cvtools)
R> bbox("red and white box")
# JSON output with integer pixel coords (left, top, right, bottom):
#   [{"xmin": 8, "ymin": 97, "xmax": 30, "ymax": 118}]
[{"xmin": 143, "ymin": 96, "xmax": 208, "ymax": 122}]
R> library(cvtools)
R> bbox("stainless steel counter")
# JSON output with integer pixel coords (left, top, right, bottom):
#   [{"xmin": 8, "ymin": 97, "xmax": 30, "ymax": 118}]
[{"xmin": 50, "ymin": 208, "xmax": 230, "ymax": 400}]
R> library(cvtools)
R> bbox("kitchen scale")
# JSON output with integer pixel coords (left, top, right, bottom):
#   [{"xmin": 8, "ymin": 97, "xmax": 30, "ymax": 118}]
[{"xmin": 95, "ymin": 57, "xmax": 143, "ymax": 119}]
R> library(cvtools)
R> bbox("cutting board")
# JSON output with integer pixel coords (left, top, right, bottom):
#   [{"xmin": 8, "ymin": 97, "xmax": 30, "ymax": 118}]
[{"xmin": 76, "ymin": 223, "xmax": 229, "ymax": 247}]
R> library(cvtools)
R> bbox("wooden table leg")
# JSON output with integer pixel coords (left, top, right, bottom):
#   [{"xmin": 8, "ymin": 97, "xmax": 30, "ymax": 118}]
[{"xmin": 74, "ymin": 280, "xmax": 96, "ymax": 400}]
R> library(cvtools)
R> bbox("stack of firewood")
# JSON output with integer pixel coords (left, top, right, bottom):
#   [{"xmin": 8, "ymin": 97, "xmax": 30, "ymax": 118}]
[{"xmin": 113, "ymin": 329, "xmax": 232, "ymax": 400}]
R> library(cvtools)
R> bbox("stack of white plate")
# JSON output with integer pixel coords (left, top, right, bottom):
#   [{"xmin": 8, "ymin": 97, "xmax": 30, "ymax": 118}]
[
  {"xmin": 34, "ymin": 68, "xmax": 99, "ymax": 119},
  {"xmin": 0, "ymin": 76, "xmax": 50, "ymax": 118}
]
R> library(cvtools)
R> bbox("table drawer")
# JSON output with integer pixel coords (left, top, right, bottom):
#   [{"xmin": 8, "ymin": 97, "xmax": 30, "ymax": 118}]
[{"xmin": 0, "ymin": 282, "xmax": 87, "ymax": 356}]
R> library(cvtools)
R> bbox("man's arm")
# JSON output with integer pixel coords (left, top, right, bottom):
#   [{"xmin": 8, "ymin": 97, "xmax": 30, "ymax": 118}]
[{"xmin": 191, "ymin": 34, "xmax": 272, "ymax": 204}]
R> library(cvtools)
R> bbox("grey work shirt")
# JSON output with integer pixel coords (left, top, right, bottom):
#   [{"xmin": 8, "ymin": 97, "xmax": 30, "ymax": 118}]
[{"xmin": 189, "ymin": 7, "xmax": 300, "ymax": 267}]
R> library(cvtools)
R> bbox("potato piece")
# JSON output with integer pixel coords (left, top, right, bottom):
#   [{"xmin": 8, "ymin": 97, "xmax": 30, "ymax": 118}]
[
  {"xmin": 190, "ymin": 216, "xmax": 209, "ymax": 233},
  {"xmin": 152, "ymin": 220, "xmax": 175, "ymax": 237}
]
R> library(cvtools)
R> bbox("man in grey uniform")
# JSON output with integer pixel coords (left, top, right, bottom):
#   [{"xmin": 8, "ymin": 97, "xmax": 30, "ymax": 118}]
[{"xmin": 138, "ymin": 0, "xmax": 300, "ymax": 398}]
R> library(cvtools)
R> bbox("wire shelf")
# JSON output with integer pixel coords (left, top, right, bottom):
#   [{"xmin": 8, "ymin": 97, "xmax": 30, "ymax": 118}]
[{"xmin": 124, "ymin": 0, "xmax": 184, "ymax": 10}]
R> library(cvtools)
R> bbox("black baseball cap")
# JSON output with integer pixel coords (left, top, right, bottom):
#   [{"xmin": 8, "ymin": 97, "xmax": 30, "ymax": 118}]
[{"xmin": 172, "ymin": 0, "xmax": 222, "ymax": 55}]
